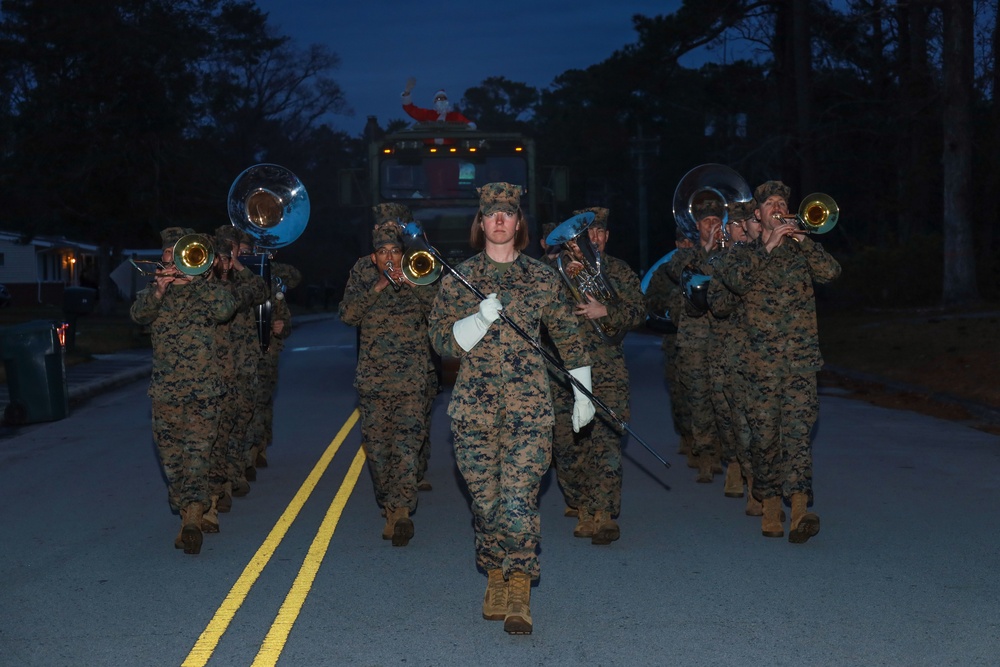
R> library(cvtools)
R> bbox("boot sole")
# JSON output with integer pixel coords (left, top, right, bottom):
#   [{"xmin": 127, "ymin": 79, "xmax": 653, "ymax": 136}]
[
  {"xmin": 789, "ymin": 515, "xmax": 820, "ymax": 544},
  {"xmin": 391, "ymin": 518, "xmax": 414, "ymax": 547},
  {"xmin": 591, "ymin": 527, "xmax": 620, "ymax": 545},
  {"xmin": 503, "ymin": 615, "xmax": 532, "ymax": 634},
  {"xmin": 182, "ymin": 525, "xmax": 203, "ymax": 554},
  {"xmin": 724, "ymin": 490, "xmax": 745, "ymax": 498}
]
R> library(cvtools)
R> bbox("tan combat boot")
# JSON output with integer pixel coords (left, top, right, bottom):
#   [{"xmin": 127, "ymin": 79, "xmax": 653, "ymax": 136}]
[
  {"xmin": 745, "ymin": 477, "xmax": 763, "ymax": 516},
  {"xmin": 504, "ymin": 571, "xmax": 533, "ymax": 635},
  {"xmin": 696, "ymin": 455, "xmax": 714, "ymax": 483},
  {"xmin": 761, "ymin": 496, "xmax": 784, "ymax": 538},
  {"xmin": 201, "ymin": 496, "xmax": 220, "ymax": 533},
  {"xmin": 591, "ymin": 510, "xmax": 620, "ymax": 545},
  {"xmin": 677, "ymin": 434, "xmax": 692, "ymax": 456},
  {"xmin": 723, "ymin": 462, "xmax": 744, "ymax": 498},
  {"xmin": 482, "ymin": 569, "xmax": 508, "ymax": 621},
  {"xmin": 217, "ymin": 482, "xmax": 233, "ymax": 513},
  {"xmin": 788, "ymin": 493, "xmax": 820, "ymax": 544},
  {"xmin": 386, "ymin": 507, "xmax": 414, "ymax": 547},
  {"xmin": 573, "ymin": 509, "xmax": 596, "ymax": 538},
  {"xmin": 180, "ymin": 502, "xmax": 204, "ymax": 555}
]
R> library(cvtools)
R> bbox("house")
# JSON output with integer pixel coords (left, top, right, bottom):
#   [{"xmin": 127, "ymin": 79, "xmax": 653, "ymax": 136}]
[{"xmin": 0, "ymin": 231, "xmax": 99, "ymax": 306}]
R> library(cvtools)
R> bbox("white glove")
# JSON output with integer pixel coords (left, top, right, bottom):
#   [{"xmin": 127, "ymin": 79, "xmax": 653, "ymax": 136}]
[
  {"xmin": 402, "ymin": 76, "xmax": 415, "ymax": 104},
  {"xmin": 569, "ymin": 366, "xmax": 596, "ymax": 432},
  {"xmin": 452, "ymin": 293, "xmax": 502, "ymax": 352}
]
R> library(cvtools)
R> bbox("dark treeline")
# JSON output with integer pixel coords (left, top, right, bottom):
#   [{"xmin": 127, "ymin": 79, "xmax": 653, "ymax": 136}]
[{"xmin": 1, "ymin": 0, "xmax": 995, "ymax": 312}]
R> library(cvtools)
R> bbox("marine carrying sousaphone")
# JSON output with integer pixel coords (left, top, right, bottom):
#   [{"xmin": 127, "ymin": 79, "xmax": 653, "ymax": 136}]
[{"xmin": 228, "ymin": 164, "xmax": 310, "ymax": 351}]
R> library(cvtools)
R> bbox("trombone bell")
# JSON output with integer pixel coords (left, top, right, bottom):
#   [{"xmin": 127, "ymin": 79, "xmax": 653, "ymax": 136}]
[
  {"xmin": 402, "ymin": 249, "xmax": 442, "ymax": 285},
  {"xmin": 797, "ymin": 193, "xmax": 839, "ymax": 234},
  {"xmin": 174, "ymin": 234, "xmax": 215, "ymax": 276}
]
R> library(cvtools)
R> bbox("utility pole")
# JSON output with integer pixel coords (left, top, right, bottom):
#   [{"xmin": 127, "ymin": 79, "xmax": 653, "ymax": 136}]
[{"xmin": 629, "ymin": 125, "xmax": 660, "ymax": 273}]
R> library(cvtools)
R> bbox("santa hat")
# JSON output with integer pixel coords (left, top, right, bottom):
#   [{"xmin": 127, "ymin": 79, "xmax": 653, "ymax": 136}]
[{"xmin": 434, "ymin": 89, "xmax": 448, "ymax": 101}]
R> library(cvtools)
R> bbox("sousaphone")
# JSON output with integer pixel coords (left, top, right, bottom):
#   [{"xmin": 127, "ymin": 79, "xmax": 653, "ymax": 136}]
[{"xmin": 228, "ymin": 164, "xmax": 310, "ymax": 352}]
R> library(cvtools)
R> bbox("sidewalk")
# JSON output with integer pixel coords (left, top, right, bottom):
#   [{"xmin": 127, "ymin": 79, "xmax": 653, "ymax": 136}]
[{"xmin": 0, "ymin": 349, "xmax": 153, "ymax": 410}]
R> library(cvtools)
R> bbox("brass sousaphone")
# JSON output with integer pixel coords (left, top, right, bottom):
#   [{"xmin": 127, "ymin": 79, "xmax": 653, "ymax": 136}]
[{"xmin": 228, "ymin": 163, "xmax": 310, "ymax": 352}]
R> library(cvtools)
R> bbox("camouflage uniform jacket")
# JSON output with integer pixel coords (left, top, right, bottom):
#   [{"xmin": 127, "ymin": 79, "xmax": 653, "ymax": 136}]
[
  {"xmin": 339, "ymin": 256, "xmax": 438, "ymax": 394},
  {"xmin": 130, "ymin": 278, "xmax": 238, "ymax": 403},
  {"xmin": 560, "ymin": 253, "xmax": 644, "ymax": 368},
  {"xmin": 706, "ymin": 246, "xmax": 748, "ymax": 361},
  {"xmin": 428, "ymin": 252, "xmax": 590, "ymax": 427},
  {"xmin": 664, "ymin": 246, "xmax": 720, "ymax": 347},
  {"xmin": 715, "ymin": 237, "xmax": 841, "ymax": 374},
  {"xmin": 644, "ymin": 258, "xmax": 686, "ymax": 336},
  {"xmin": 221, "ymin": 268, "xmax": 269, "ymax": 379}
]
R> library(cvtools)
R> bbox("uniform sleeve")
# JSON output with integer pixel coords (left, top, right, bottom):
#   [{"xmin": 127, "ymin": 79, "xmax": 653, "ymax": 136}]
[
  {"xmin": 338, "ymin": 259, "xmax": 383, "ymax": 327},
  {"xmin": 603, "ymin": 259, "xmax": 645, "ymax": 333},
  {"xmin": 797, "ymin": 237, "xmax": 842, "ymax": 284},
  {"xmin": 272, "ymin": 294, "xmax": 292, "ymax": 340},
  {"xmin": 231, "ymin": 267, "xmax": 268, "ymax": 309},
  {"xmin": 644, "ymin": 264, "xmax": 674, "ymax": 317},
  {"xmin": 427, "ymin": 272, "xmax": 474, "ymax": 359},
  {"xmin": 716, "ymin": 243, "xmax": 771, "ymax": 297},
  {"xmin": 129, "ymin": 285, "xmax": 161, "ymax": 325},
  {"xmin": 203, "ymin": 281, "xmax": 239, "ymax": 323}
]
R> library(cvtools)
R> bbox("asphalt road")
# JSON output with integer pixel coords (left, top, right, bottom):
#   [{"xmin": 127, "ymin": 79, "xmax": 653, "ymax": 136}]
[{"xmin": 1, "ymin": 317, "xmax": 997, "ymax": 666}]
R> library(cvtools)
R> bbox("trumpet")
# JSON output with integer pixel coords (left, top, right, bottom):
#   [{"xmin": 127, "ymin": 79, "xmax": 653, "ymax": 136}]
[
  {"xmin": 129, "ymin": 233, "xmax": 215, "ymax": 278},
  {"xmin": 772, "ymin": 193, "xmax": 839, "ymax": 234},
  {"xmin": 384, "ymin": 248, "xmax": 443, "ymax": 290}
]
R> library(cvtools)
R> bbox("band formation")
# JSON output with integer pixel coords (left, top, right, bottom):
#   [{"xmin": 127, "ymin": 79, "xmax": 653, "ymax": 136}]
[{"xmin": 133, "ymin": 169, "xmax": 841, "ymax": 638}]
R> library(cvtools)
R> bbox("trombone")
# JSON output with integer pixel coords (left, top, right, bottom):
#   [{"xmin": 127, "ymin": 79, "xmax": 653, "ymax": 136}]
[
  {"xmin": 129, "ymin": 233, "xmax": 215, "ymax": 278},
  {"xmin": 385, "ymin": 246, "xmax": 443, "ymax": 290},
  {"xmin": 773, "ymin": 193, "xmax": 839, "ymax": 234}
]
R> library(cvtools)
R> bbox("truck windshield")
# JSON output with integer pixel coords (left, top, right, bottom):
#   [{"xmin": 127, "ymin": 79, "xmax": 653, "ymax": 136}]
[{"xmin": 379, "ymin": 156, "xmax": 527, "ymax": 201}]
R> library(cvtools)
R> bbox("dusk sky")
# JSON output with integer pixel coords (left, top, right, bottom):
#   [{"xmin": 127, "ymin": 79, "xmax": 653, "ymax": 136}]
[{"xmin": 252, "ymin": 1, "xmax": 713, "ymax": 136}]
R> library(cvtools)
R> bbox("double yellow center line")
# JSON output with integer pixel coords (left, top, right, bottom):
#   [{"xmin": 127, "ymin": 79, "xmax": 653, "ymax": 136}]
[{"xmin": 183, "ymin": 409, "xmax": 364, "ymax": 667}]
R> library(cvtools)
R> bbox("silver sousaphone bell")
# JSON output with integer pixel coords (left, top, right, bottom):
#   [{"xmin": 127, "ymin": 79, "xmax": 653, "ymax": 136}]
[
  {"xmin": 228, "ymin": 164, "xmax": 310, "ymax": 352},
  {"xmin": 672, "ymin": 163, "xmax": 754, "ymax": 244}
]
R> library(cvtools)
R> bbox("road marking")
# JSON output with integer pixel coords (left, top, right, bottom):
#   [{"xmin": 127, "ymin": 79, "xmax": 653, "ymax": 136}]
[
  {"xmin": 182, "ymin": 409, "xmax": 359, "ymax": 667},
  {"xmin": 251, "ymin": 446, "xmax": 366, "ymax": 667}
]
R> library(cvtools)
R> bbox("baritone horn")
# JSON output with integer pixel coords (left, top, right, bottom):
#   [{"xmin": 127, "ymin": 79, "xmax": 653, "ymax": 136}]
[
  {"xmin": 545, "ymin": 211, "xmax": 625, "ymax": 345},
  {"xmin": 774, "ymin": 193, "xmax": 839, "ymax": 234}
]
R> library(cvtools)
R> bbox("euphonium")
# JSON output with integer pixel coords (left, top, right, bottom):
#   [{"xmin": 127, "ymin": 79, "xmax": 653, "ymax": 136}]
[{"xmin": 545, "ymin": 212, "xmax": 625, "ymax": 345}]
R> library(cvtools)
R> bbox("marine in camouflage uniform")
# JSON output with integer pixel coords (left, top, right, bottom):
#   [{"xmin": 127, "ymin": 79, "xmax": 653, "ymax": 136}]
[
  {"xmin": 705, "ymin": 201, "xmax": 756, "ymax": 502},
  {"xmin": 428, "ymin": 183, "xmax": 593, "ymax": 635},
  {"xmin": 130, "ymin": 227, "xmax": 238, "ymax": 555},
  {"xmin": 644, "ymin": 230, "xmax": 695, "ymax": 464},
  {"xmin": 213, "ymin": 227, "xmax": 268, "ymax": 504},
  {"xmin": 248, "ymin": 260, "xmax": 299, "ymax": 470},
  {"xmin": 664, "ymin": 200, "xmax": 727, "ymax": 483},
  {"xmin": 548, "ymin": 207, "xmax": 644, "ymax": 545},
  {"xmin": 339, "ymin": 203, "xmax": 438, "ymax": 546},
  {"xmin": 714, "ymin": 181, "xmax": 840, "ymax": 543}
]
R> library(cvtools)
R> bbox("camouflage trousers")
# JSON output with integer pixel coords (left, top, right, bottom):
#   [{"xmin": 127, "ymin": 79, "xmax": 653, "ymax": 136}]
[
  {"xmin": 248, "ymin": 354, "xmax": 279, "ymax": 460},
  {"xmin": 709, "ymin": 356, "xmax": 747, "ymax": 464},
  {"xmin": 152, "ymin": 397, "xmax": 221, "ymax": 512},
  {"xmin": 217, "ymin": 375, "xmax": 258, "ymax": 483},
  {"xmin": 551, "ymin": 370, "xmax": 626, "ymax": 516},
  {"xmin": 662, "ymin": 334, "xmax": 692, "ymax": 442},
  {"xmin": 452, "ymin": 416, "xmax": 551, "ymax": 580},
  {"xmin": 676, "ymin": 342, "xmax": 719, "ymax": 459},
  {"xmin": 418, "ymin": 366, "xmax": 439, "ymax": 483},
  {"xmin": 359, "ymin": 391, "xmax": 425, "ymax": 513},
  {"xmin": 740, "ymin": 370, "xmax": 818, "ymax": 501}
]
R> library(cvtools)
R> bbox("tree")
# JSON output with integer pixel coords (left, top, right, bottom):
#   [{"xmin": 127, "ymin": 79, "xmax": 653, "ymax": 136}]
[
  {"xmin": 941, "ymin": 0, "xmax": 979, "ymax": 304},
  {"xmin": 460, "ymin": 76, "xmax": 539, "ymax": 132}
]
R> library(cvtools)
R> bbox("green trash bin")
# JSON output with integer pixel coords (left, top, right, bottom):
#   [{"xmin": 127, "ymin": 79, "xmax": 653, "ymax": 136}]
[{"xmin": 2, "ymin": 320, "xmax": 69, "ymax": 424}]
